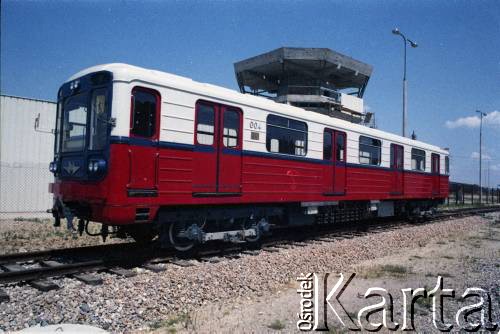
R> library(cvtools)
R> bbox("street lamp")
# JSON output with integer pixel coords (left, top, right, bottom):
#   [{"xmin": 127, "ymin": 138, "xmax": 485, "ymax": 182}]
[
  {"xmin": 476, "ymin": 110, "xmax": 487, "ymax": 205},
  {"xmin": 392, "ymin": 28, "xmax": 418, "ymax": 137}
]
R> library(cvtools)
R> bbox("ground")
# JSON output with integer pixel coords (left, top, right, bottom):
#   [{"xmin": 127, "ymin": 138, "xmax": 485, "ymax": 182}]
[
  {"xmin": 0, "ymin": 214, "xmax": 498, "ymax": 333},
  {"xmin": 0, "ymin": 218, "xmax": 124, "ymax": 255},
  {"xmin": 155, "ymin": 214, "xmax": 500, "ymax": 333}
]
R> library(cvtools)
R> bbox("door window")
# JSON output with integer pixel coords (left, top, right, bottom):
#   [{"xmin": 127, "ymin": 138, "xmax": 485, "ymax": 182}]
[
  {"xmin": 391, "ymin": 145, "xmax": 404, "ymax": 169},
  {"xmin": 323, "ymin": 131, "xmax": 332, "ymax": 160},
  {"xmin": 336, "ymin": 133, "xmax": 346, "ymax": 162},
  {"xmin": 432, "ymin": 154, "xmax": 440, "ymax": 173},
  {"xmin": 223, "ymin": 110, "xmax": 240, "ymax": 148},
  {"xmin": 196, "ymin": 104, "xmax": 215, "ymax": 145}
]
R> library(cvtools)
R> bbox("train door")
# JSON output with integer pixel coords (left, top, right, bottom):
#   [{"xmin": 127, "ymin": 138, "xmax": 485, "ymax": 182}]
[
  {"xmin": 431, "ymin": 153, "xmax": 440, "ymax": 195},
  {"xmin": 217, "ymin": 107, "xmax": 242, "ymax": 193},
  {"xmin": 192, "ymin": 101, "xmax": 242, "ymax": 195},
  {"xmin": 390, "ymin": 144, "xmax": 404, "ymax": 195},
  {"xmin": 323, "ymin": 129, "xmax": 346, "ymax": 195},
  {"xmin": 127, "ymin": 87, "xmax": 160, "ymax": 192}
]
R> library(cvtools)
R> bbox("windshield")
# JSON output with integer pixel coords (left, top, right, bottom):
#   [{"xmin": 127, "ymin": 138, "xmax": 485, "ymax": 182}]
[
  {"xmin": 60, "ymin": 88, "xmax": 108, "ymax": 153},
  {"xmin": 62, "ymin": 93, "xmax": 88, "ymax": 152}
]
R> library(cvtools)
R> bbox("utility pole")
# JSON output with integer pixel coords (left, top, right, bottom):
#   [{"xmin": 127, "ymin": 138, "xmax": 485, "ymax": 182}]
[
  {"xmin": 476, "ymin": 110, "xmax": 487, "ymax": 205},
  {"xmin": 487, "ymin": 160, "xmax": 490, "ymax": 188},
  {"xmin": 392, "ymin": 28, "xmax": 418, "ymax": 137}
]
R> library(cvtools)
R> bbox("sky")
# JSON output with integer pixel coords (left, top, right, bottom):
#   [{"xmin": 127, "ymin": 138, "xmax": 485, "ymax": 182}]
[{"xmin": 1, "ymin": 0, "xmax": 499, "ymax": 186}]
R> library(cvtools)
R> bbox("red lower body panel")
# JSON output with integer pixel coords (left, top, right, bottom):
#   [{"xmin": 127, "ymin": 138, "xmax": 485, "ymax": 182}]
[{"xmin": 51, "ymin": 143, "xmax": 449, "ymax": 225}]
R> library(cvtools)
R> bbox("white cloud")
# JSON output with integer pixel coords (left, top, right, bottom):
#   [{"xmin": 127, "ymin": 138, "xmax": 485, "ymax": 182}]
[
  {"xmin": 485, "ymin": 110, "xmax": 500, "ymax": 127},
  {"xmin": 470, "ymin": 152, "xmax": 492, "ymax": 160},
  {"xmin": 445, "ymin": 116, "xmax": 480, "ymax": 129},
  {"xmin": 445, "ymin": 110, "xmax": 500, "ymax": 129}
]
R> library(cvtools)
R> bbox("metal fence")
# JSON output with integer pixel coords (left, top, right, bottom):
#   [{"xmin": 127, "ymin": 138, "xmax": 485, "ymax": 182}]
[
  {"xmin": 445, "ymin": 182, "xmax": 500, "ymax": 206},
  {"xmin": 0, "ymin": 162, "xmax": 53, "ymax": 220}
]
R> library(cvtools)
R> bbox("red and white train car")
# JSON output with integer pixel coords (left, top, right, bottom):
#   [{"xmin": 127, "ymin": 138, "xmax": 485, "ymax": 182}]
[{"xmin": 49, "ymin": 63, "xmax": 449, "ymax": 249}]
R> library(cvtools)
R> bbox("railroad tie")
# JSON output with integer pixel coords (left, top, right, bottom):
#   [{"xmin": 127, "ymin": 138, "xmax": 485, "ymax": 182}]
[
  {"xmin": 73, "ymin": 273, "xmax": 103, "ymax": 286},
  {"xmin": 0, "ymin": 288, "xmax": 10, "ymax": 303},
  {"xmin": 198, "ymin": 257, "xmax": 222, "ymax": 263},
  {"xmin": 41, "ymin": 260, "xmax": 102, "ymax": 286},
  {"xmin": 273, "ymin": 244, "xmax": 293, "ymax": 249},
  {"xmin": 29, "ymin": 279, "xmax": 59, "ymax": 292},
  {"xmin": 263, "ymin": 247, "xmax": 280, "ymax": 253},
  {"xmin": 107, "ymin": 268, "xmax": 137, "ymax": 278},
  {"xmin": 169, "ymin": 259, "xmax": 196, "ymax": 267},
  {"xmin": 142, "ymin": 263, "xmax": 166, "ymax": 272},
  {"xmin": 1, "ymin": 263, "xmax": 59, "ymax": 291},
  {"xmin": 240, "ymin": 250, "xmax": 261, "ymax": 255}
]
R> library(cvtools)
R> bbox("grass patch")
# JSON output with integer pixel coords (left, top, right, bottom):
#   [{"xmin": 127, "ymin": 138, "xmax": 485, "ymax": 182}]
[
  {"xmin": 268, "ymin": 319, "xmax": 286, "ymax": 330},
  {"xmin": 360, "ymin": 264, "xmax": 410, "ymax": 279},
  {"xmin": 382, "ymin": 264, "xmax": 409, "ymax": 275},
  {"xmin": 151, "ymin": 312, "xmax": 192, "ymax": 332},
  {"xmin": 442, "ymin": 255, "xmax": 454, "ymax": 259},
  {"xmin": 410, "ymin": 255, "xmax": 423, "ymax": 259},
  {"xmin": 436, "ymin": 241, "xmax": 446, "ymax": 245}
]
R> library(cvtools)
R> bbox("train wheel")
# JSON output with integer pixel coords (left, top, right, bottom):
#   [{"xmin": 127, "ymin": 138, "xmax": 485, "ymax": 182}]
[
  {"xmin": 241, "ymin": 218, "xmax": 261, "ymax": 248},
  {"xmin": 168, "ymin": 221, "xmax": 196, "ymax": 252}
]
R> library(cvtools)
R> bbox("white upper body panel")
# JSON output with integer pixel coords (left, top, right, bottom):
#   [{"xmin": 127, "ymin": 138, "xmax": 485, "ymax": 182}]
[{"xmin": 67, "ymin": 63, "xmax": 449, "ymax": 174}]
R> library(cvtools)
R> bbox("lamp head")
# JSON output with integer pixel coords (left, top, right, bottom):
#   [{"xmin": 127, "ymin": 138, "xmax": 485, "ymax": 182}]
[
  {"xmin": 409, "ymin": 40, "xmax": 418, "ymax": 48},
  {"xmin": 392, "ymin": 28, "xmax": 400, "ymax": 35}
]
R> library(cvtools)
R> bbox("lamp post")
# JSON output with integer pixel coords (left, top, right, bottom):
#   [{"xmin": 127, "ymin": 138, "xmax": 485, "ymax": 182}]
[
  {"xmin": 392, "ymin": 28, "xmax": 418, "ymax": 137},
  {"xmin": 476, "ymin": 110, "xmax": 487, "ymax": 205}
]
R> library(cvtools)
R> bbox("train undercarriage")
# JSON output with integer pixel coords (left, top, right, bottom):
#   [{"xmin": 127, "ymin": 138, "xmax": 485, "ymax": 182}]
[{"xmin": 51, "ymin": 199, "xmax": 444, "ymax": 252}]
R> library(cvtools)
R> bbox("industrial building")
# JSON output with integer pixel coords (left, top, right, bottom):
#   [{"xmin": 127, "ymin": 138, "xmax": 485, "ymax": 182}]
[{"xmin": 0, "ymin": 95, "xmax": 56, "ymax": 219}]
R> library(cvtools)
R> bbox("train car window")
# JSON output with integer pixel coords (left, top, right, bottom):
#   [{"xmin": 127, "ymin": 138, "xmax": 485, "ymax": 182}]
[
  {"xmin": 266, "ymin": 114, "xmax": 308, "ymax": 156},
  {"xmin": 323, "ymin": 131, "xmax": 332, "ymax": 160},
  {"xmin": 131, "ymin": 88, "xmax": 158, "ymax": 138},
  {"xmin": 223, "ymin": 110, "xmax": 239, "ymax": 148},
  {"xmin": 359, "ymin": 136, "xmax": 381, "ymax": 165},
  {"xmin": 336, "ymin": 133, "xmax": 345, "ymax": 162},
  {"xmin": 445, "ymin": 156, "xmax": 450, "ymax": 175},
  {"xmin": 196, "ymin": 104, "xmax": 215, "ymax": 145},
  {"xmin": 411, "ymin": 148, "xmax": 426, "ymax": 171}
]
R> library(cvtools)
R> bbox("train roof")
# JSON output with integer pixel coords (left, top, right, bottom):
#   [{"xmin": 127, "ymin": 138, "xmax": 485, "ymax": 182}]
[{"xmin": 68, "ymin": 63, "xmax": 448, "ymax": 155}]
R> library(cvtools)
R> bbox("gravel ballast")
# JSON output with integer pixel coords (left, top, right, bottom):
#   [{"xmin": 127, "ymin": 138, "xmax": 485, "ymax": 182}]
[{"xmin": 0, "ymin": 216, "xmax": 490, "ymax": 332}]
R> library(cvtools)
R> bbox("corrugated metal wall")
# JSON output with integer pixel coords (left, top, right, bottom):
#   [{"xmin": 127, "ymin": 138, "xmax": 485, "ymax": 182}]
[{"xmin": 0, "ymin": 95, "xmax": 56, "ymax": 219}]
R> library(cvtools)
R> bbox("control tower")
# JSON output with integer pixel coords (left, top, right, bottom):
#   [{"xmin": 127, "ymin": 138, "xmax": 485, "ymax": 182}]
[{"xmin": 234, "ymin": 47, "xmax": 374, "ymax": 124}]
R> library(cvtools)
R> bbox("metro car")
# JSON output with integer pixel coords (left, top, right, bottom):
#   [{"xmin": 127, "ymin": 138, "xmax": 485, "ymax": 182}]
[{"xmin": 49, "ymin": 63, "xmax": 449, "ymax": 250}]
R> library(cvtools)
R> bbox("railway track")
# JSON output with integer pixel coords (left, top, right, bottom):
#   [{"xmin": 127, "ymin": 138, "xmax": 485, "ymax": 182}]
[{"xmin": 0, "ymin": 205, "xmax": 498, "ymax": 302}]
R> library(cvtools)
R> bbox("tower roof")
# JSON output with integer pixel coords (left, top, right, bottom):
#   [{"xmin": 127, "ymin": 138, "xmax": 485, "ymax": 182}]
[{"xmin": 234, "ymin": 47, "xmax": 373, "ymax": 96}]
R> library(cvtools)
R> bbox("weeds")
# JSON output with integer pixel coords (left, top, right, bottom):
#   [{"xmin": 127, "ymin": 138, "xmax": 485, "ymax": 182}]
[
  {"xmin": 360, "ymin": 264, "xmax": 410, "ymax": 279},
  {"xmin": 268, "ymin": 319, "xmax": 286, "ymax": 330},
  {"xmin": 150, "ymin": 312, "xmax": 193, "ymax": 332}
]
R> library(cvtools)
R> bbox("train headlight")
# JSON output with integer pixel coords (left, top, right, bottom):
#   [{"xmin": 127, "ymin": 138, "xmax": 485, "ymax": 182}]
[
  {"xmin": 49, "ymin": 161, "xmax": 58, "ymax": 173},
  {"xmin": 88, "ymin": 159, "xmax": 106, "ymax": 173}
]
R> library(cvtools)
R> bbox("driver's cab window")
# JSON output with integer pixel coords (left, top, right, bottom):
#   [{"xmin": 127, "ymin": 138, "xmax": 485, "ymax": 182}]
[{"xmin": 130, "ymin": 87, "xmax": 159, "ymax": 138}]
